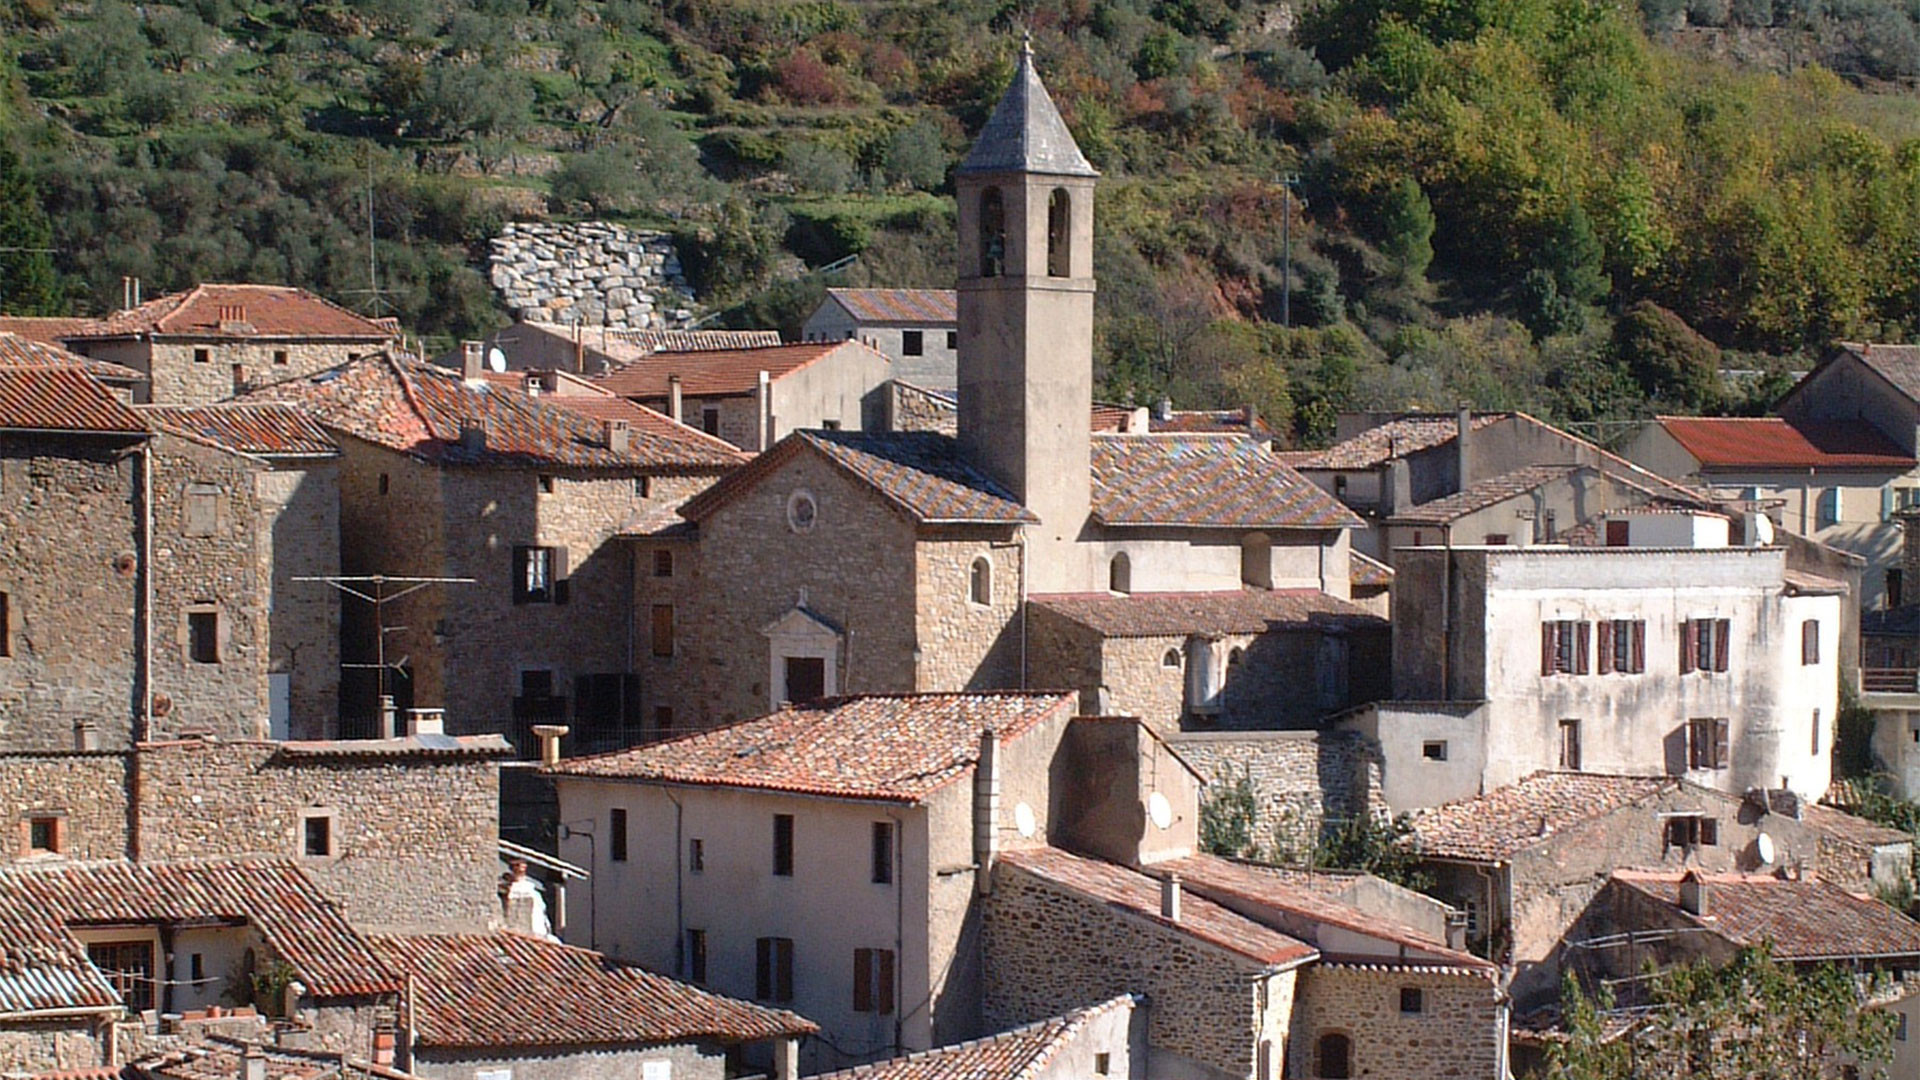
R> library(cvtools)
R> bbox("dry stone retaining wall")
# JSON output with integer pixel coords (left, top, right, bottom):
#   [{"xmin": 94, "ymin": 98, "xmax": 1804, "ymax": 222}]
[
  {"xmin": 1168, "ymin": 730, "xmax": 1384, "ymax": 857},
  {"xmin": 489, "ymin": 222, "xmax": 695, "ymax": 328}
]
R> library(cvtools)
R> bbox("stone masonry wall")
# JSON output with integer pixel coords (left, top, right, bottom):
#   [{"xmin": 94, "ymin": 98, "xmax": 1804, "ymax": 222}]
[
  {"xmin": 79, "ymin": 340, "xmax": 386, "ymax": 407},
  {"xmin": 257, "ymin": 464, "xmax": 341, "ymax": 736},
  {"xmin": 0, "ymin": 752, "xmax": 130, "ymax": 864},
  {"xmin": 1168, "ymin": 731, "xmax": 1383, "ymax": 858},
  {"xmin": 0, "ymin": 1021, "xmax": 98, "ymax": 1073},
  {"xmin": 0, "ymin": 436, "xmax": 140, "ymax": 749},
  {"xmin": 1288, "ymin": 967, "xmax": 1503, "ymax": 1080},
  {"xmin": 133, "ymin": 741, "xmax": 500, "ymax": 934},
  {"xmin": 489, "ymin": 222, "xmax": 694, "ymax": 329},
  {"xmin": 914, "ymin": 534, "xmax": 1024, "ymax": 693},
  {"xmin": 984, "ymin": 865, "xmax": 1270, "ymax": 1078}
]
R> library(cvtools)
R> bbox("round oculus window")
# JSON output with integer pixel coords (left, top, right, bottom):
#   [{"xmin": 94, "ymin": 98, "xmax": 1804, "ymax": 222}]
[{"xmin": 787, "ymin": 489, "xmax": 819, "ymax": 533}]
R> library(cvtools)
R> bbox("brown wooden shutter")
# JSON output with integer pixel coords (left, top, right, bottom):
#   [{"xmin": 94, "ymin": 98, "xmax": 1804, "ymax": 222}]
[
  {"xmin": 756, "ymin": 938, "xmax": 772, "ymax": 999},
  {"xmin": 1680, "ymin": 619, "xmax": 1695, "ymax": 674},
  {"xmin": 1575, "ymin": 621, "xmax": 1591, "ymax": 674},
  {"xmin": 1802, "ymin": 619, "xmax": 1818, "ymax": 664},
  {"xmin": 511, "ymin": 546, "xmax": 530, "ymax": 605},
  {"xmin": 1631, "ymin": 621, "xmax": 1646, "ymax": 673},
  {"xmin": 1597, "ymin": 622, "xmax": 1614, "ymax": 674},
  {"xmin": 877, "ymin": 949, "xmax": 895, "ymax": 1014},
  {"xmin": 776, "ymin": 938, "xmax": 794, "ymax": 1002},
  {"xmin": 1713, "ymin": 717, "xmax": 1730, "ymax": 768},
  {"xmin": 853, "ymin": 948, "xmax": 872, "ymax": 1012},
  {"xmin": 1542, "ymin": 623, "xmax": 1556, "ymax": 676},
  {"xmin": 1713, "ymin": 619, "xmax": 1730, "ymax": 672},
  {"xmin": 553, "ymin": 546, "xmax": 571, "ymax": 605}
]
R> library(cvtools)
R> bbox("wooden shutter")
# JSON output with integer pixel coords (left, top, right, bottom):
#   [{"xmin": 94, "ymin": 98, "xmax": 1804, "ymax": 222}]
[
  {"xmin": 1680, "ymin": 619, "xmax": 1696, "ymax": 674},
  {"xmin": 776, "ymin": 938, "xmax": 794, "ymax": 1002},
  {"xmin": 1575, "ymin": 622, "xmax": 1591, "ymax": 674},
  {"xmin": 1542, "ymin": 623, "xmax": 1556, "ymax": 676},
  {"xmin": 1631, "ymin": 621, "xmax": 1646, "ymax": 673},
  {"xmin": 511, "ymin": 547, "xmax": 530, "ymax": 604},
  {"xmin": 756, "ymin": 938, "xmax": 772, "ymax": 999},
  {"xmin": 1597, "ymin": 622, "xmax": 1614, "ymax": 675},
  {"xmin": 552, "ymin": 547, "xmax": 571, "ymax": 605},
  {"xmin": 877, "ymin": 949, "xmax": 895, "ymax": 1014},
  {"xmin": 853, "ymin": 948, "xmax": 872, "ymax": 1012},
  {"xmin": 1713, "ymin": 619, "xmax": 1730, "ymax": 672},
  {"xmin": 1802, "ymin": 619, "xmax": 1818, "ymax": 665},
  {"xmin": 1713, "ymin": 717, "xmax": 1730, "ymax": 768}
]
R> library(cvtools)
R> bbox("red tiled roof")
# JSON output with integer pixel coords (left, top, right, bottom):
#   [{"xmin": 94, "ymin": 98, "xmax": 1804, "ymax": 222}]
[
  {"xmin": 1091, "ymin": 435, "xmax": 1363, "ymax": 529},
  {"xmin": 141, "ymin": 403, "xmax": 338, "ymax": 458},
  {"xmin": 1350, "ymin": 550, "xmax": 1393, "ymax": 588},
  {"xmin": 827, "ymin": 288, "xmax": 957, "ymax": 324},
  {"xmin": 810, "ymin": 997, "xmax": 1135, "ymax": 1080},
  {"xmin": 1656, "ymin": 416, "xmax": 1914, "ymax": 469},
  {"xmin": 1090, "ymin": 404, "xmax": 1136, "ymax": 432},
  {"xmin": 1028, "ymin": 589, "xmax": 1383, "ymax": 638},
  {"xmin": 0, "ymin": 332, "xmax": 144, "ymax": 383},
  {"xmin": 0, "ymin": 859, "xmax": 396, "ymax": 1015},
  {"xmin": 77, "ymin": 285, "xmax": 395, "ymax": 341},
  {"xmin": 368, "ymin": 932, "xmax": 815, "ymax": 1050},
  {"xmin": 1385, "ymin": 465, "xmax": 1588, "ymax": 525},
  {"xmin": 241, "ymin": 354, "xmax": 741, "ymax": 471},
  {"xmin": 1292, "ymin": 414, "xmax": 1511, "ymax": 471},
  {"xmin": 1610, "ymin": 870, "xmax": 1920, "ymax": 960},
  {"xmin": 593, "ymin": 341, "xmax": 886, "ymax": 399},
  {"xmin": 130, "ymin": 1037, "xmax": 413, "ymax": 1080},
  {"xmin": 517, "ymin": 322, "xmax": 783, "ymax": 363},
  {"xmin": 1151, "ymin": 410, "xmax": 1274, "ymax": 437},
  {"xmin": 997, "ymin": 848, "xmax": 1319, "ymax": 967},
  {"xmin": 0, "ymin": 317, "xmax": 107, "ymax": 345},
  {"xmin": 1802, "ymin": 803, "xmax": 1915, "ymax": 848},
  {"xmin": 0, "ymin": 364, "xmax": 146, "ymax": 434},
  {"xmin": 548, "ymin": 692, "xmax": 1076, "ymax": 803},
  {"xmin": 1409, "ymin": 771, "xmax": 1682, "ymax": 862},
  {"xmin": 680, "ymin": 431, "xmax": 1035, "ymax": 526}
]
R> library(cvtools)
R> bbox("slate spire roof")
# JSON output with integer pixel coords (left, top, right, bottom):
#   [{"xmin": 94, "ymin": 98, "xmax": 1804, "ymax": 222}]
[{"xmin": 958, "ymin": 38, "xmax": 1098, "ymax": 177}]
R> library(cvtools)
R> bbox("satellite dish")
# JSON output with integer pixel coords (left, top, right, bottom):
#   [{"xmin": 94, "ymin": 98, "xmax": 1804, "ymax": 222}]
[
  {"xmin": 1148, "ymin": 791, "xmax": 1174, "ymax": 830},
  {"xmin": 1014, "ymin": 802, "xmax": 1036, "ymax": 838},
  {"xmin": 1751, "ymin": 513, "xmax": 1775, "ymax": 546},
  {"xmin": 1756, "ymin": 831, "xmax": 1776, "ymax": 865},
  {"xmin": 487, "ymin": 347, "xmax": 508, "ymax": 373}
]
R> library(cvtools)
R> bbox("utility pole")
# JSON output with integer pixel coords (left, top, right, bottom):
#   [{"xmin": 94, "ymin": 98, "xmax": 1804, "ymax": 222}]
[{"xmin": 1280, "ymin": 173, "xmax": 1301, "ymax": 328}]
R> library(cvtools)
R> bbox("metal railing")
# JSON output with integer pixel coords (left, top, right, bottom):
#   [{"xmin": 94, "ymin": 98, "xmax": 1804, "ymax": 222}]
[{"xmin": 1863, "ymin": 668, "xmax": 1920, "ymax": 693}]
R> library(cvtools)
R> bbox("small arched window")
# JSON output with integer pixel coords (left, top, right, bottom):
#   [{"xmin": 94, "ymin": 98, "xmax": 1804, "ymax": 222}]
[
  {"xmin": 1241, "ymin": 532, "xmax": 1272, "ymax": 589},
  {"xmin": 1047, "ymin": 187, "xmax": 1071, "ymax": 277},
  {"xmin": 970, "ymin": 556, "xmax": 993, "ymax": 606},
  {"xmin": 1228, "ymin": 646, "xmax": 1245, "ymax": 667},
  {"xmin": 1109, "ymin": 553, "xmax": 1132, "ymax": 595},
  {"xmin": 979, "ymin": 187, "xmax": 1006, "ymax": 278},
  {"xmin": 1162, "ymin": 648, "xmax": 1181, "ymax": 669},
  {"xmin": 1317, "ymin": 1033, "xmax": 1352, "ymax": 1080}
]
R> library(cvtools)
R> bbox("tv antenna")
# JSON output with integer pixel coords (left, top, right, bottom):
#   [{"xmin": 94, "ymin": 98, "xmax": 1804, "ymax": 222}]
[
  {"xmin": 294, "ymin": 573, "xmax": 474, "ymax": 705},
  {"xmin": 344, "ymin": 156, "xmax": 397, "ymax": 318}
]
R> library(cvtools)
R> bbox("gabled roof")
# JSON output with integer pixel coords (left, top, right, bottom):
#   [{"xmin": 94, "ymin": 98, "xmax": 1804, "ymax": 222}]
[
  {"xmin": 809, "ymin": 997, "xmax": 1136, "ymax": 1080},
  {"xmin": 1801, "ymin": 802, "xmax": 1915, "ymax": 848},
  {"xmin": 0, "ymin": 331, "xmax": 142, "ymax": 382},
  {"xmin": 680, "ymin": 430, "xmax": 1035, "ymax": 526},
  {"xmin": 1149, "ymin": 409, "xmax": 1275, "ymax": 438},
  {"xmin": 0, "ymin": 364, "xmax": 147, "ymax": 434},
  {"xmin": 140, "ymin": 403, "xmax": 338, "ymax": 458},
  {"xmin": 548, "ymin": 692, "xmax": 1076, "ymax": 803},
  {"xmin": 1654, "ymin": 416, "xmax": 1915, "ymax": 470},
  {"xmin": 996, "ymin": 847, "xmax": 1317, "ymax": 967},
  {"xmin": 1830, "ymin": 342, "xmax": 1920, "ymax": 404},
  {"xmin": 826, "ymin": 288, "xmax": 957, "ymax": 324},
  {"xmin": 0, "ymin": 317, "xmax": 108, "ymax": 345},
  {"xmin": 1291, "ymin": 414, "xmax": 1511, "ymax": 471},
  {"xmin": 241, "ymin": 354, "xmax": 741, "ymax": 472},
  {"xmin": 1610, "ymin": 870, "xmax": 1920, "ymax": 961},
  {"xmin": 1384, "ymin": 464, "xmax": 1587, "ymax": 526},
  {"xmin": 478, "ymin": 371, "xmax": 748, "ymax": 463},
  {"xmin": 593, "ymin": 340, "xmax": 886, "ymax": 399},
  {"xmin": 1409, "ymin": 771, "xmax": 1682, "ymax": 862},
  {"xmin": 1091, "ymin": 434, "xmax": 1362, "ymax": 529},
  {"xmin": 958, "ymin": 42, "xmax": 1098, "ymax": 178},
  {"xmin": 368, "ymin": 932, "xmax": 815, "ymax": 1050},
  {"xmin": 0, "ymin": 858, "xmax": 395, "ymax": 1015},
  {"xmin": 77, "ymin": 285, "xmax": 395, "ymax": 341},
  {"xmin": 516, "ymin": 322, "xmax": 782, "ymax": 362},
  {"xmin": 1028, "ymin": 589, "xmax": 1384, "ymax": 638}
]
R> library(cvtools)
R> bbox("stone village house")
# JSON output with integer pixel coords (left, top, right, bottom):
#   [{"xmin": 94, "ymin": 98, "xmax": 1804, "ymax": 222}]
[
  {"xmin": 591, "ymin": 340, "xmax": 894, "ymax": 452},
  {"xmin": 801, "ymin": 289, "xmax": 959, "ymax": 392}
]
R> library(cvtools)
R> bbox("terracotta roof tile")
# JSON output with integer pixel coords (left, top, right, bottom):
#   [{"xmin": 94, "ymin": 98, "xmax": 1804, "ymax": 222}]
[
  {"xmin": 827, "ymin": 288, "xmax": 956, "ymax": 324},
  {"xmin": 369, "ymin": 932, "xmax": 814, "ymax": 1049},
  {"xmin": 0, "ymin": 332, "xmax": 144, "ymax": 383},
  {"xmin": 1028, "ymin": 589, "xmax": 1383, "ymax": 638},
  {"xmin": 997, "ymin": 848, "xmax": 1317, "ymax": 967},
  {"xmin": 681, "ymin": 431, "xmax": 1035, "ymax": 526},
  {"xmin": 1802, "ymin": 802, "xmax": 1915, "ymax": 848},
  {"xmin": 1091, "ymin": 435, "xmax": 1362, "ymax": 529},
  {"xmin": 0, "ymin": 858, "xmax": 395, "ymax": 1015},
  {"xmin": 1292, "ymin": 414, "xmax": 1510, "ymax": 471},
  {"xmin": 809, "ymin": 997, "xmax": 1136, "ymax": 1080},
  {"xmin": 130, "ymin": 1038, "xmax": 413, "ymax": 1080},
  {"xmin": 0, "ymin": 317, "xmax": 108, "ymax": 345},
  {"xmin": 517, "ymin": 322, "xmax": 783, "ymax": 363},
  {"xmin": 78, "ymin": 285, "xmax": 395, "ymax": 341},
  {"xmin": 1610, "ymin": 871, "xmax": 1920, "ymax": 960},
  {"xmin": 477, "ymin": 372, "xmax": 748, "ymax": 464},
  {"xmin": 1385, "ymin": 465, "xmax": 1587, "ymax": 525},
  {"xmin": 0, "ymin": 364, "xmax": 146, "ymax": 434},
  {"xmin": 1409, "ymin": 771, "xmax": 1680, "ymax": 862},
  {"xmin": 548, "ymin": 692, "xmax": 1076, "ymax": 803},
  {"xmin": 1656, "ymin": 416, "xmax": 1914, "ymax": 469},
  {"xmin": 593, "ymin": 341, "xmax": 886, "ymax": 399},
  {"xmin": 141, "ymin": 403, "xmax": 338, "ymax": 458},
  {"xmin": 241, "ymin": 355, "xmax": 740, "ymax": 472},
  {"xmin": 1350, "ymin": 550, "xmax": 1393, "ymax": 587},
  {"xmin": 1150, "ymin": 410, "xmax": 1274, "ymax": 437},
  {"xmin": 1090, "ymin": 404, "xmax": 1136, "ymax": 432}
]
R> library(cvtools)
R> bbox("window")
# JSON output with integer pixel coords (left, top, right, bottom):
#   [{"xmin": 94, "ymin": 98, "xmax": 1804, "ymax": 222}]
[
  {"xmin": 946, "ymin": 331, "xmax": 957, "ymax": 350},
  {"xmin": 1605, "ymin": 520, "xmax": 1630, "ymax": 547},
  {"xmin": 1162, "ymin": 649, "xmax": 1181, "ymax": 669},
  {"xmin": 970, "ymin": 557, "xmax": 992, "ymax": 606},
  {"xmin": 1812, "ymin": 709, "xmax": 1823, "ymax": 756},
  {"xmin": 1400, "ymin": 987, "xmax": 1425, "ymax": 1015},
  {"xmin": 184, "ymin": 483, "xmax": 220, "ymax": 537},
  {"xmin": 1898, "ymin": 1011, "xmax": 1909, "ymax": 1042},
  {"xmin": 654, "ymin": 549, "xmax": 674, "ymax": 578},
  {"xmin": 0, "ymin": 591, "xmax": 10, "ymax": 658},
  {"xmin": 651, "ymin": 605, "xmax": 675, "ymax": 658},
  {"xmin": 188, "ymin": 610, "xmax": 220, "ymax": 664},
  {"xmin": 89, "ymin": 940, "xmax": 155, "ymax": 1012},
  {"xmin": 273, "ymin": 349, "xmax": 289, "ymax": 366},
  {"xmin": 786, "ymin": 490, "xmax": 819, "ymax": 532},
  {"xmin": 902, "ymin": 331, "xmax": 924, "ymax": 356},
  {"xmin": 301, "ymin": 811, "xmax": 333, "ymax": 858},
  {"xmin": 773, "ymin": 814, "xmax": 794, "ymax": 876},
  {"xmin": 755, "ymin": 937, "xmax": 795, "ymax": 1002},
  {"xmin": 1094, "ymin": 1054, "xmax": 1111, "ymax": 1076},
  {"xmin": 853, "ymin": 947, "xmax": 896, "ymax": 1013},
  {"xmin": 1559, "ymin": 719, "xmax": 1582, "ymax": 770},
  {"xmin": 538, "ymin": 475, "xmax": 556, "ymax": 494},
  {"xmin": 25, "ymin": 815, "xmax": 60, "ymax": 854},
  {"xmin": 688, "ymin": 837, "xmax": 704, "ymax": 873},
  {"xmin": 1817, "ymin": 487, "xmax": 1840, "ymax": 529},
  {"xmin": 872, "ymin": 821, "xmax": 894, "ymax": 885},
  {"xmin": 231, "ymin": 364, "xmax": 246, "ymax": 393},
  {"xmin": 702, "ymin": 408, "xmax": 721, "ymax": 436},
  {"xmin": 1423, "ymin": 740, "xmax": 1448, "ymax": 762},
  {"xmin": 1228, "ymin": 646, "xmax": 1245, "ymax": 667},
  {"xmin": 1540, "ymin": 620, "xmax": 1590, "ymax": 675},
  {"xmin": 1334, "ymin": 475, "xmax": 1349, "ymax": 497},
  {"xmin": 821, "ymin": 419, "xmax": 841, "ymax": 431},
  {"xmin": 1241, "ymin": 532, "xmax": 1272, "ymax": 588},
  {"xmin": 783, "ymin": 657, "xmax": 826, "ymax": 703},
  {"xmin": 1598, "ymin": 620, "xmax": 1647, "ymax": 674},
  {"xmin": 610, "ymin": 808, "xmax": 629, "ymax": 862},
  {"xmin": 378, "ymin": 473, "xmax": 390, "ymax": 495},
  {"xmin": 512, "ymin": 546, "xmax": 567, "ymax": 605},
  {"xmin": 193, "ymin": 347, "xmax": 210, "ymax": 364},
  {"xmin": 1047, "ymin": 188, "xmax": 1072, "ymax": 277},
  {"xmin": 1680, "ymin": 618, "xmax": 1730, "ymax": 674},
  {"xmin": 1483, "ymin": 533, "xmax": 1509, "ymax": 545},
  {"xmin": 979, "ymin": 187, "xmax": 1005, "ymax": 277},
  {"xmin": 1892, "ymin": 568, "xmax": 1906, "ymax": 609},
  {"xmin": 1317, "ymin": 1033, "xmax": 1352, "ymax": 1080},
  {"xmin": 1538, "ymin": 510, "xmax": 1557, "ymax": 543},
  {"xmin": 686, "ymin": 929, "xmax": 707, "ymax": 983},
  {"xmin": 1802, "ymin": 619, "xmax": 1820, "ymax": 665},
  {"xmin": 190, "ymin": 953, "xmax": 204, "ymax": 984},
  {"xmin": 1109, "ymin": 553, "xmax": 1132, "ymax": 594},
  {"xmin": 1688, "ymin": 717, "xmax": 1731, "ymax": 770},
  {"xmin": 1665, "ymin": 815, "xmax": 1718, "ymax": 848},
  {"xmin": 655, "ymin": 705, "xmax": 674, "ymax": 732},
  {"xmin": 636, "ymin": 476, "xmax": 653, "ymax": 498}
]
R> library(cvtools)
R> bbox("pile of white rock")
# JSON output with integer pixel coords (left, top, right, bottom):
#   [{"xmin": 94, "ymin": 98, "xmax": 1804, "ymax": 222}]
[{"xmin": 488, "ymin": 221, "xmax": 698, "ymax": 328}]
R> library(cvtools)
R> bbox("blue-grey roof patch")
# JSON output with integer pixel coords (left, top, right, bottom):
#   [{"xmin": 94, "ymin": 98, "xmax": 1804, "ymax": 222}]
[{"xmin": 958, "ymin": 41, "xmax": 1098, "ymax": 178}]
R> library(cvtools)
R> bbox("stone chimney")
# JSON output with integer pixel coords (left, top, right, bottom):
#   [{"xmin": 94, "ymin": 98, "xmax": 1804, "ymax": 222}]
[
  {"xmin": 532, "ymin": 723, "xmax": 569, "ymax": 767},
  {"xmin": 668, "ymin": 375, "xmax": 684, "ymax": 424},
  {"xmin": 1243, "ymin": 403, "xmax": 1259, "ymax": 433},
  {"xmin": 72, "ymin": 720, "xmax": 98, "ymax": 752},
  {"xmin": 241, "ymin": 1045, "xmax": 267, "ymax": 1080},
  {"xmin": 1455, "ymin": 405, "xmax": 1473, "ymax": 489},
  {"xmin": 974, "ymin": 729, "xmax": 1000, "ymax": 896},
  {"xmin": 1679, "ymin": 869, "xmax": 1710, "ymax": 918},
  {"xmin": 405, "ymin": 708, "xmax": 444, "ymax": 737},
  {"xmin": 504, "ymin": 859, "xmax": 539, "ymax": 934},
  {"xmin": 605, "ymin": 418, "xmax": 631, "ymax": 455},
  {"xmin": 1160, "ymin": 873, "xmax": 1182, "ymax": 922},
  {"xmin": 461, "ymin": 340, "xmax": 484, "ymax": 383}
]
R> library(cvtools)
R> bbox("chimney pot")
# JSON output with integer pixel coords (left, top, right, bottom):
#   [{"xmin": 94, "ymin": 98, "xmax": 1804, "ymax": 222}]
[
  {"xmin": 73, "ymin": 720, "xmax": 98, "ymax": 752},
  {"xmin": 378, "ymin": 695, "xmax": 397, "ymax": 740},
  {"xmin": 461, "ymin": 340, "xmax": 484, "ymax": 383},
  {"xmin": 668, "ymin": 375, "xmax": 684, "ymax": 424},
  {"xmin": 531, "ymin": 724, "xmax": 569, "ymax": 767},
  {"xmin": 1161, "ymin": 873, "xmax": 1183, "ymax": 921},
  {"xmin": 241, "ymin": 1045, "xmax": 267, "ymax": 1080},
  {"xmin": 1679, "ymin": 869, "xmax": 1710, "ymax": 918},
  {"xmin": 605, "ymin": 418, "xmax": 631, "ymax": 455},
  {"xmin": 405, "ymin": 708, "xmax": 445, "ymax": 737},
  {"xmin": 1157, "ymin": 397, "xmax": 1173, "ymax": 421}
]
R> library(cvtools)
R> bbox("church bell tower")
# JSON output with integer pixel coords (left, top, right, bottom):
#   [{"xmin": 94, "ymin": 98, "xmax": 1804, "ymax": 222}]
[{"xmin": 955, "ymin": 39, "xmax": 1098, "ymax": 590}]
